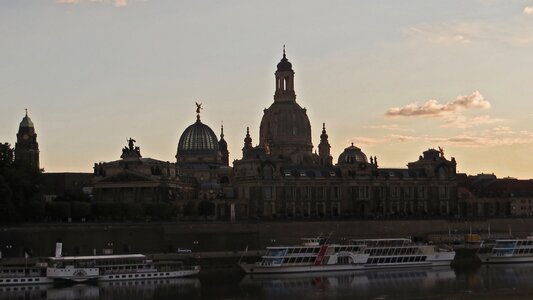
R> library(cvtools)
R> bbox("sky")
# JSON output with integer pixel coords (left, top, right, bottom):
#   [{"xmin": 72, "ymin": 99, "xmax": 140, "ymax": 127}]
[{"xmin": 1, "ymin": 0, "xmax": 533, "ymax": 178}]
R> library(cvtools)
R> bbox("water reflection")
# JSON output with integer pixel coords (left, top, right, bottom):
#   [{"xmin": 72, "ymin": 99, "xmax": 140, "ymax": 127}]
[
  {"xmin": 0, "ymin": 278, "xmax": 200, "ymax": 300},
  {"xmin": 2, "ymin": 265, "xmax": 533, "ymax": 300},
  {"xmin": 240, "ymin": 267, "xmax": 457, "ymax": 299}
]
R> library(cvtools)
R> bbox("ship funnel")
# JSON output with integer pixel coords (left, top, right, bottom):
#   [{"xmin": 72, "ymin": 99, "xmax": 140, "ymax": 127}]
[{"xmin": 55, "ymin": 242, "xmax": 63, "ymax": 258}]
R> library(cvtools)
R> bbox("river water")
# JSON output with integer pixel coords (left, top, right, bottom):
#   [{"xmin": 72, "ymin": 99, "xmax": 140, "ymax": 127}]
[{"xmin": 1, "ymin": 264, "xmax": 533, "ymax": 300}]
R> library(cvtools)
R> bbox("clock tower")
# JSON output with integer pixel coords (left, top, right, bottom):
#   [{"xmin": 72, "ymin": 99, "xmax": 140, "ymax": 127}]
[{"xmin": 15, "ymin": 110, "xmax": 40, "ymax": 170}]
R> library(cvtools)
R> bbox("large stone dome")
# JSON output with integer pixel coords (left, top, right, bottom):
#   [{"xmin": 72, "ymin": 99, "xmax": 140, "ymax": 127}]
[
  {"xmin": 177, "ymin": 119, "xmax": 221, "ymax": 163},
  {"xmin": 259, "ymin": 101, "xmax": 312, "ymax": 155}
]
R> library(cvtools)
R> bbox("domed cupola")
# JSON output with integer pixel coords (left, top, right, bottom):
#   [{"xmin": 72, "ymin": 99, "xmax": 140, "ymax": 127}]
[
  {"xmin": 277, "ymin": 48, "xmax": 293, "ymax": 72},
  {"xmin": 259, "ymin": 47, "xmax": 313, "ymax": 164},
  {"xmin": 338, "ymin": 143, "xmax": 368, "ymax": 165},
  {"xmin": 176, "ymin": 103, "xmax": 222, "ymax": 164}
]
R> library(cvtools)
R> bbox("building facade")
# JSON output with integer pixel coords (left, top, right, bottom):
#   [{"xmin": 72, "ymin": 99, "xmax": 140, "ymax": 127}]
[
  {"xmin": 92, "ymin": 139, "xmax": 192, "ymax": 204},
  {"xmin": 233, "ymin": 51, "xmax": 459, "ymax": 219}
]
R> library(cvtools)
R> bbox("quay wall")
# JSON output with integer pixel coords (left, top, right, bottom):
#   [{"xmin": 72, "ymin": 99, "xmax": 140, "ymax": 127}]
[{"xmin": 1, "ymin": 218, "xmax": 532, "ymax": 258}]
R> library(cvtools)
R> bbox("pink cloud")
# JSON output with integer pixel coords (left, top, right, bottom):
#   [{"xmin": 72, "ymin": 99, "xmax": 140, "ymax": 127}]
[
  {"xmin": 56, "ymin": 0, "xmax": 129, "ymax": 7},
  {"xmin": 349, "ymin": 130, "xmax": 533, "ymax": 148},
  {"xmin": 441, "ymin": 115, "xmax": 504, "ymax": 129},
  {"xmin": 366, "ymin": 124, "xmax": 412, "ymax": 131},
  {"xmin": 386, "ymin": 91, "xmax": 490, "ymax": 118}
]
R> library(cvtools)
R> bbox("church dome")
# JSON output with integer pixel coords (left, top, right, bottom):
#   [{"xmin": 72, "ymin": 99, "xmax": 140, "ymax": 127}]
[
  {"xmin": 259, "ymin": 101, "xmax": 312, "ymax": 154},
  {"xmin": 177, "ymin": 119, "xmax": 220, "ymax": 155},
  {"xmin": 338, "ymin": 143, "xmax": 368, "ymax": 165}
]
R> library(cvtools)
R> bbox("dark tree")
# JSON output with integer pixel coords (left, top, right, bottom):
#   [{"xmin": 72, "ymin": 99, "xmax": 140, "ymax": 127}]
[{"xmin": 0, "ymin": 143, "xmax": 14, "ymax": 171}]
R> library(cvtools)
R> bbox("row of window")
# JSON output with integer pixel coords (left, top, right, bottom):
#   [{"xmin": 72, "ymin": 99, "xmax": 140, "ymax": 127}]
[
  {"xmin": 366, "ymin": 247, "xmax": 422, "ymax": 257},
  {"xmin": 262, "ymin": 186, "xmax": 452, "ymax": 201},
  {"xmin": 106, "ymin": 272, "xmax": 171, "ymax": 279},
  {"xmin": 367, "ymin": 256, "xmax": 427, "ymax": 264},
  {"xmin": 262, "ymin": 256, "xmax": 316, "ymax": 266},
  {"xmin": 0, "ymin": 277, "xmax": 44, "ymax": 283}
]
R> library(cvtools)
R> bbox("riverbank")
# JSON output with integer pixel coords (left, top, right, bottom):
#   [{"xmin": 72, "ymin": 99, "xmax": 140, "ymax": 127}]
[{"xmin": 0, "ymin": 218, "xmax": 529, "ymax": 258}]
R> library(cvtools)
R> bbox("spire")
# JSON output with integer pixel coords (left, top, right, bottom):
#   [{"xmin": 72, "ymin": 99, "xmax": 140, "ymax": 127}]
[
  {"xmin": 244, "ymin": 127, "xmax": 252, "ymax": 146},
  {"xmin": 318, "ymin": 122, "xmax": 332, "ymax": 166},
  {"xmin": 320, "ymin": 122, "xmax": 328, "ymax": 141},
  {"xmin": 283, "ymin": 44, "xmax": 286, "ymax": 58},
  {"xmin": 25, "ymin": 108, "xmax": 28, "ymax": 117},
  {"xmin": 219, "ymin": 121, "xmax": 229, "ymax": 166},
  {"xmin": 242, "ymin": 126, "xmax": 253, "ymax": 158}
]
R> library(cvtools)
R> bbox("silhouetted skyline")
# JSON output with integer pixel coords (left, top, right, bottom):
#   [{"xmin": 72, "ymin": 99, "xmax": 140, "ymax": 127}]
[{"xmin": 1, "ymin": 1, "xmax": 533, "ymax": 178}]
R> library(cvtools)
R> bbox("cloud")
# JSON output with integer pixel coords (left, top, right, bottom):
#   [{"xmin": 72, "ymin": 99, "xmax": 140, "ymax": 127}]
[
  {"xmin": 366, "ymin": 124, "xmax": 412, "ymax": 131},
  {"xmin": 114, "ymin": 0, "xmax": 127, "ymax": 7},
  {"xmin": 386, "ymin": 91, "xmax": 490, "ymax": 118},
  {"xmin": 441, "ymin": 115, "xmax": 504, "ymax": 129},
  {"xmin": 429, "ymin": 131, "xmax": 533, "ymax": 147},
  {"xmin": 347, "ymin": 134, "xmax": 420, "ymax": 146},
  {"xmin": 349, "ymin": 128, "xmax": 533, "ymax": 148},
  {"xmin": 346, "ymin": 137, "xmax": 385, "ymax": 146},
  {"xmin": 403, "ymin": 23, "xmax": 480, "ymax": 45},
  {"xmin": 387, "ymin": 134, "xmax": 419, "ymax": 142},
  {"xmin": 404, "ymin": 21, "xmax": 533, "ymax": 46},
  {"xmin": 524, "ymin": 6, "xmax": 533, "ymax": 15},
  {"xmin": 56, "ymin": 0, "xmax": 129, "ymax": 7}
]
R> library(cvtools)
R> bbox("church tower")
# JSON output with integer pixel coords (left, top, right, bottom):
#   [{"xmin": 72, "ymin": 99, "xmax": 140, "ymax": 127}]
[
  {"xmin": 15, "ymin": 110, "xmax": 40, "ymax": 170},
  {"xmin": 259, "ymin": 47, "xmax": 313, "ymax": 164},
  {"xmin": 242, "ymin": 127, "xmax": 253, "ymax": 158},
  {"xmin": 318, "ymin": 123, "xmax": 333, "ymax": 166}
]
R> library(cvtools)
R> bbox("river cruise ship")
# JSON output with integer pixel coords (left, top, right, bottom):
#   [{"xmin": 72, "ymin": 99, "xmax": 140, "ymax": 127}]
[
  {"xmin": 350, "ymin": 238, "xmax": 456, "ymax": 269},
  {"xmin": 477, "ymin": 238, "xmax": 533, "ymax": 263},
  {"xmin": 239, "ymin": 237, "xmax": 369, "ymax": 274},
  {"xmin": 47, "ymin": 254, "xmax": 200, "ymax": 282},
  {"xmin": 1, "ymin": 254, "xmax": 199, "ymax": 285}
]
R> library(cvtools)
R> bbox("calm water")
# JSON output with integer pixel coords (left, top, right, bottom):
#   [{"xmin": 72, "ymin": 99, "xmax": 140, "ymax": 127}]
[{"xmin": 2, "ymin": 264, "xmax": 533, "ymax": 300}]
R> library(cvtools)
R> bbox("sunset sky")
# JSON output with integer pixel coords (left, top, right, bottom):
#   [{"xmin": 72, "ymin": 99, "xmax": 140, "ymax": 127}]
[{"xmin": 1, "ymin": 0, "xmax": 533, "ymax": 178}]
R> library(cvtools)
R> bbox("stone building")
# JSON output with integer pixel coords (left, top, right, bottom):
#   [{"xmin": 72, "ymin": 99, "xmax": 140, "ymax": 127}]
[
  {"xmin": 458, "ymin": 174, "xmax": 533, "ymax": 217},
  {"xmin": 175, "ymin": 106, "xmax": 240, "ymax": 219},
  {"xmin": 233, "ymin": 50, "xmax": 458, "ymax": 219},
  {"xmin": 87, "ymin": 50, "xmax": 465, "ymax": 221},
  {"xmin": 93, "ymin": 139, "xmax": 191, "ymax": 203}
]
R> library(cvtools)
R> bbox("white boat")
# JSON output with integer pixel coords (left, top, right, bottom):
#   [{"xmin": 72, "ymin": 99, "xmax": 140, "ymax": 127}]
[
  {"xmin": 477, "ymin": 238, "xmax": 533, "ymax": 263},
  {"xmin": 239, "ymin": 237, "xmax": 369, "ymax": 274},
  {"xmin": 350, "ymin": 238, "xmax": 456, "ymax": 269},
  {"xmin": 47, "ymin": 254, "xmax": 200, "ymax": 283}
]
